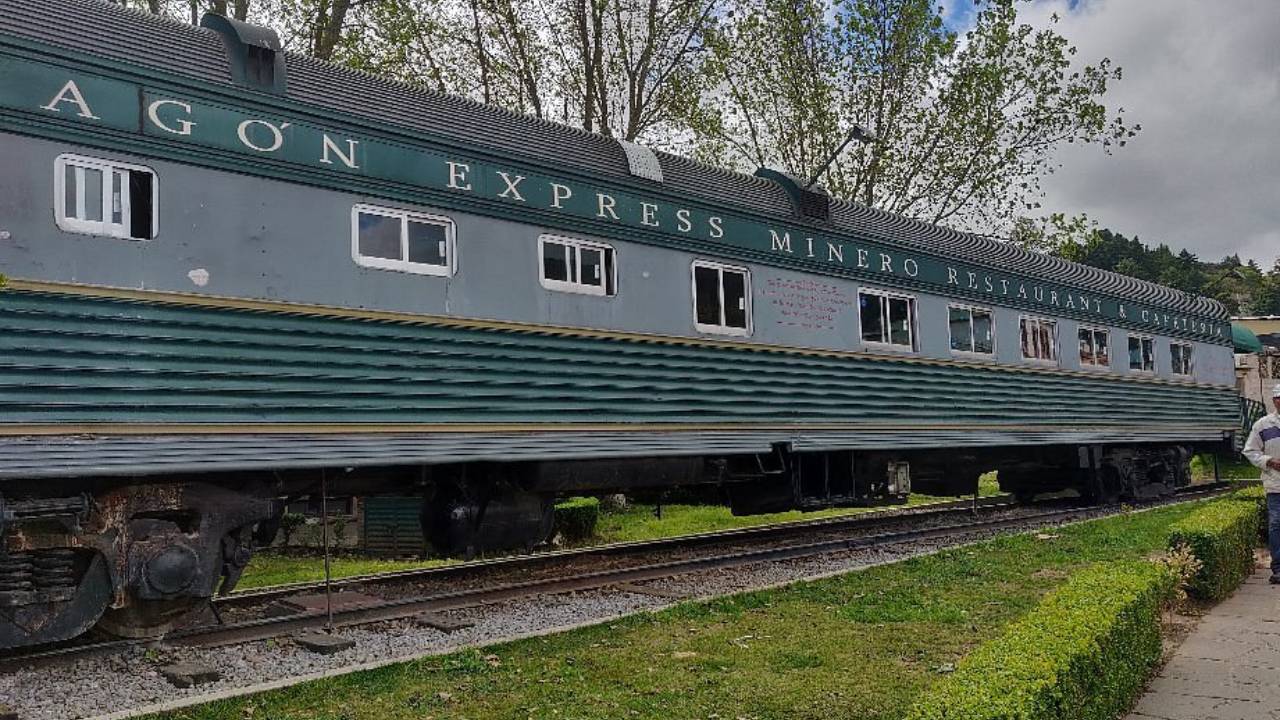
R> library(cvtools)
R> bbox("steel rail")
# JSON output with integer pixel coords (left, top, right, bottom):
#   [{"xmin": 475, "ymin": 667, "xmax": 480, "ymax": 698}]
[
  {"xmin": 216, "ymin": 493, "xmax": 1017, "ymax": 608},
  {"xmin": 170, "ymin": 483, "xmax": 1233, "ymax": 649}
]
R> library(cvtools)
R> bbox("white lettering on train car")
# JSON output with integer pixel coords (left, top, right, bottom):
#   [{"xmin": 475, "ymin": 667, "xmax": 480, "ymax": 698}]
[
  {"xmin": 147, "ymin": 100, "xmax": 195, "ymax": 136},
  {"xmin": 446, "ymin": 161, "xmax": 471, "ymax": 190},
  {"xmin": 237, "ymin": 119, "xmax": 289, "ymax": 152},
  {"xmin": 41, "ymin": 80, "xmax": 99, "ymax": 119},
  {"xmin": 320, "ymin": 136, "xmax": 360, "ymax": 169}
]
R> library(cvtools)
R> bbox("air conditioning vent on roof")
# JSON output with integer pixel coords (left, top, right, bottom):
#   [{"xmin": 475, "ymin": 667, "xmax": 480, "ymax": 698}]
[
  {"xmin": 753, "ymin": 168, "xmax": 830, "ymax": 222},
  {"xmin": 200, "ymin": 13, "xmax": 287, "ymax": 95},
  {"xmin": 617, "ymin": 140, "xmax": 663, "ymax": 183}
]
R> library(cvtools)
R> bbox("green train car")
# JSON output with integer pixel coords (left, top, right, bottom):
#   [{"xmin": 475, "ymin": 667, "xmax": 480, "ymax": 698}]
[{"xmin": 0, "ymin": 0, "xmax": 1241, "ymax": 647}]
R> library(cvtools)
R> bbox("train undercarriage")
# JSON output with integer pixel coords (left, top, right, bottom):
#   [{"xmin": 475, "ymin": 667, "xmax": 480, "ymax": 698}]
[{"xmin": 0, "ymin": 440, "xmax": 1219, "ymax": 650}]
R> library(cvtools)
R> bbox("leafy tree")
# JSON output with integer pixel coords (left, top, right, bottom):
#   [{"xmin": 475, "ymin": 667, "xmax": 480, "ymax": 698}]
[{"xmin": 689, "ymin": 0, "xmax": 1135, "ymax": 232}]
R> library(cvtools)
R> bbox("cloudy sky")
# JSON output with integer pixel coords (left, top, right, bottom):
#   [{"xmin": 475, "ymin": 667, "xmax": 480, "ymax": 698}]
[{"xmin": 946, "ymin": 0, "xmax": 1280, "ymax": 267}]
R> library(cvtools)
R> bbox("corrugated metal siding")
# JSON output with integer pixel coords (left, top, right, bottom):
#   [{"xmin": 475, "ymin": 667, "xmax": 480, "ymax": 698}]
[
  {"xmin": 0, "ymin": 0, "xmax": 1225, "ymax": 322},
  {"xmin": 361, "ymin": 496, "xmax": 425, "ymax": 556},
  {"xmin": 0, "ymin": 288, "xmax": 1239, "ymax": 476}
]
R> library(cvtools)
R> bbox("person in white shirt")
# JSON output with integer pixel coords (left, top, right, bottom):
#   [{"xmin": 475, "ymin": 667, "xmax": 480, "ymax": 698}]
[{"xmin": 1242, "ymin": 383, "xmax": 1280, "ymax": 584}]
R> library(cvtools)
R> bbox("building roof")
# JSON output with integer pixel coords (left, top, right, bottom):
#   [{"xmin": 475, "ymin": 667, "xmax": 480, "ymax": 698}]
[{"xmin": 0, "ymin": 0, "xmax": 1228, "ymax": 321}]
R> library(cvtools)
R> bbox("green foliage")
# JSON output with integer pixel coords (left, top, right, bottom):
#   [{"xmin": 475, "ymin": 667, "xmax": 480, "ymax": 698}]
[
  {"xmin": 1167, "ymin": 498, "xmax": 1263, "ymax": 601},
  {"xmin": 696, "ymin": 0, "xmax": 1134, "ymax": 231},
  {"xmin": 906, "ymin": 562, "xmax": 1174, "ymax": 720},
  {"xmin": 554, "ymin": 497, "xmax": 600, "ymax": 542},
  {"xmin": 1050, "ymin": 227, "xmax": 1280, "ymax": 315},
  {"xmin": 278, "ymin": 511, "xmax": 306, "ymax": 547}
]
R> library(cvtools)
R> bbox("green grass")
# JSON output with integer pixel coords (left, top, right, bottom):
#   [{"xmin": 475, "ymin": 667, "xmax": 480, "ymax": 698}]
[
  {"xmin": 592, "ymin": 486, "xmax": 991, "ymax": 545},
  {"xmin": 234, "ymin": 552, "xmax": 457, "ymax": 591},
  {"xmin": 1192, "ymin": 453, "xmax": 1262, "ymax": 480},
  {"xmin": 236, "ymin": 475, "xmax": 1002, "ymax": 590},
  {"xmin": 151, "ymin": 497, "xmax": 1208, "ymax": 720}
]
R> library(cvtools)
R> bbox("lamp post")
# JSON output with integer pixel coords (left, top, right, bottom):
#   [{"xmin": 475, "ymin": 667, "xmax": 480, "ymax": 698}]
[{"xmin": 804, "ymin": 123, "xmax": 876, "ymax": 189}]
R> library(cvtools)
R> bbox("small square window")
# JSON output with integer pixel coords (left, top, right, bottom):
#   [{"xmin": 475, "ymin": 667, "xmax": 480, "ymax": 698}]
[
  {"xmin": 538, "ymin": 235, "xmax": 615, "ymax": 296},
  {"xmin": 1128, "ymin": 335, "xmax": 1155, "ymax": 373},
  {"xmin": 860, "ymin": 289, "xmax": 916, "ymax": 350},
  {"xmin": 1171, "ymin": 342, "xmax": 1194, "ymax": 376},
  {"xmin": 351, "ymin": 204, "xmax": 454, "ymax": 276},
  {"xmin": 691, "ymin": 261, "xmax": 750, "ymax": 336},
  {"xmin": 1078, "ymin": 326, "xmax": 1110, "ymax": 368},
  {"xmin": 948, "ymin": 305, "xmax": 994, "ymax": 356},
  {"xmin": 55, "ymin": 154, "xmax": 157, "ymax": 240},
  {"xmin": 1020, "ymin": 316, "xmax": 1058, "ymax": 363}
]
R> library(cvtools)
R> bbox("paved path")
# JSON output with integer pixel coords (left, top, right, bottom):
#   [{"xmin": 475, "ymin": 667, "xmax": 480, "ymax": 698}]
[{"xmin": 1128, "ymin": 564, "xmax": 1280, "ymax": 720}]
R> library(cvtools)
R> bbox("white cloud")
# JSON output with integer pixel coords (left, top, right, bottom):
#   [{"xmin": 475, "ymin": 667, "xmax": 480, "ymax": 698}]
[{"xmin": 1018, "ymin": 0, "xmax": 1280, "ymax": 267}]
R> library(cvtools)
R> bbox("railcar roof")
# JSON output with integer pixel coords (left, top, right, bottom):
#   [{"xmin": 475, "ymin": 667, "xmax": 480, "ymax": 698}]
[{"xmin": 0, "ymin": 0, "xmax": 1226, "ymax": 320}]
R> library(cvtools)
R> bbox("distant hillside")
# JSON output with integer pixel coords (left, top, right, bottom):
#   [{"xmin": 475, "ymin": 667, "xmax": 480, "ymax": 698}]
[{"xmin": 1045, "ymin": 228, "xmax": 1280, "ymax": 316}]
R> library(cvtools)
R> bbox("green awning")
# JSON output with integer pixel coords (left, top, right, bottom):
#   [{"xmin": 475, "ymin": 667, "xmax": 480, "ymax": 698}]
[{"xmin": 1232, "ymin": 323, "xmax": 1265, "ymax": 353}]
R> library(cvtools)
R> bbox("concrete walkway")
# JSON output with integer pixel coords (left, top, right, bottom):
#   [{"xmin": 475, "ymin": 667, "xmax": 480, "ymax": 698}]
[{"xmin": 1127, "ymin": 562, "xmax": 1280, "ymax": 720}]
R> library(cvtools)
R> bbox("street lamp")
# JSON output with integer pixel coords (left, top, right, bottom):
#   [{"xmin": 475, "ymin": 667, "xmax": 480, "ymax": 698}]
[{"xmin": 804, "ymin": 123, "xmax": 876, "ymax": 189}]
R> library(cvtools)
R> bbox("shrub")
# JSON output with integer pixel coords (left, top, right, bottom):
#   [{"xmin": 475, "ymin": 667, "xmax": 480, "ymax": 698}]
[
  {"xmin": 1167, "ymin": 499, "xmax": 1263, "ymax": 601},
  {"xmin": 278, "ymin": 511, "xmax": 307, "ymax": 547},
  {"xmin": 555, "ymin": 497, "xmax": 600, "ymax": 542},
  {"xmin": 906, "ymin": 561, "xmax": 1174, "ymax": 720},
  {"xmin": 1228, "ymin": 484, "xmax": 1268, "ymax": 543}
]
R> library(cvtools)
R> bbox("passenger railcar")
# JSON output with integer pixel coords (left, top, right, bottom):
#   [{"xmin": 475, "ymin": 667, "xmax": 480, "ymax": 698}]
[{"xmin": 0, "ymin": 0, "xmax": 1241, "ymax": 647}]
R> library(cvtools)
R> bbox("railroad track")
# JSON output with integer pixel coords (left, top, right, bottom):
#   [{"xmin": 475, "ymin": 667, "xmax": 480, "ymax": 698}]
[{"xmin": 0, "ymin": 482, "xmax": 1235, "ymax": 670}]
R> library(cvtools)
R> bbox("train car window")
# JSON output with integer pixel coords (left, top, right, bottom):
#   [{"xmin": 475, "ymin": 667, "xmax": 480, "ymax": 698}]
[
  {"xmin": 1019, "ymin": 316, "xmax": 1058, "ymax": 363},
  {"xmin": 860, "ymin": 290, "xmax": 916, "ymax": 350},
  {"xmin": 1171, "ymin": 342, "xmax": 1194, "ymax": 376},
  {"xmin": 538, "ymin": 235, "xmax": 616, "ymax": 296},
  {"xmin": 691, "ymin": 260, "xmax": 751, "ymax": 336},
  {"xmin": 948, "ymin": 305, "xmax": 994, "ymax": 355},
  {"xmin": 1128, "ymin": 335, "xmax": 1156, "ymax": 373},
  {"xmin": 351, "ymin": 204, "xmax": 455, "ymax": 277},
  {"xmin": 54, "ymin": 154, "xmax": 157, "ymax": 240},
  {"xmin": 1078, "ymin": 326, "xmax": 1110, "ymax": 368}
]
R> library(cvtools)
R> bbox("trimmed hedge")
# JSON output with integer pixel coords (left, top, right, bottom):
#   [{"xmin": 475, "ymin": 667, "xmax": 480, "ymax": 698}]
[
  {"xmin": 906, "ymin": 562, "xmax": 1173, "ymax": 720},
  {"xmin": 554, "ymin": 497, "xmax": 600, "ymax": 542},
  {"xmin": 1167, "ymin": 498, "xmax": 1263, "ymax": 601}
]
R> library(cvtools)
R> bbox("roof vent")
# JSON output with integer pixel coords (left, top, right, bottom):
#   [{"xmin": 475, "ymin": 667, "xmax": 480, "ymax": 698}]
[
  {"xmin": 200, "ymin": 13, "xmax": 288, "ymax": 95},
  {"xmin": 753, "ymin": 168, "xmax": 830, "ymax": 222},
  {"xmin": 618, "ymin": 140, "xmax": 663, "ymax": 183}
]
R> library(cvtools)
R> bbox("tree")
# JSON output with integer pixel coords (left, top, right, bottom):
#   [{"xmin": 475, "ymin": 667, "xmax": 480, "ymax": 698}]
[
  {"xmin": 1008, "ymin": 212, "xmax": 1097, "ymax": 256},
  {"xmin": 343, "ymin": 0, "xmax": 717, "ymax": 142},
  {"xmin": 689, "ymin": 0, "xmax": 1135, "ymax": 234}
]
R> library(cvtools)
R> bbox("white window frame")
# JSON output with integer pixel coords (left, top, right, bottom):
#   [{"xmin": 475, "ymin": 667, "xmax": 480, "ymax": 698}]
[
  {"xmin": 947, "ymin": 303, "xmax": 995, "ymax": 358},
  {"xmin": 537, "ymin": 234, "xmax": 616, "ymax": 297},
  {"xmin": 1018, "ymin": 315, "xmax": 1059, "ymax": 364},
  {"xmin": 1170, "ymin": 341, "xmax": 1194, "ymax": 377},
  {"xmin": 691, "ymin": 260, "xmax": 752, "ymax": 337},
  {"xmin": 858, "ymin": 288, "xmax": 917, "ymax": 352},
  {"xmin": 54, "ymin": 153, "xmax": 158, "ymax": 240},
  {"xmin": 1077, "ymin": 324, "xmax": 1111, "ymax": 370},
  {"xmin": 351, "ymin": 203, "xmax": 456, "ymax": 277},
  {"xmin": 1127, "ymin": 334, "xmax": 1156, "ymax": 374}
]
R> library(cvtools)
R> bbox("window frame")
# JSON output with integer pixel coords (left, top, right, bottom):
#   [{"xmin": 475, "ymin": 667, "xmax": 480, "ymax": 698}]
[
  {"xmin": 1170, "ymin": 341, "xmax": 1194, "ymax": 377},
  {"xmin": 1018, "ymin": 315, "xmax": 1059, "ymax": 365},
  {"xmin": 537, "ymin": 234, "xmax": 617, "ymax": 297},
  {"xmin": 1127, "ymin": 333, "xmax": 1157, "ymax": 374},
  {"xmin": 350, "ymin": 203, "xmax": 456, "ymax": 277},
  {"xmin": 54, "ymin": 153, "xmax": 158, "ymax": 240},
  {"xmin": 1076, "ymin": 324, "xmax": 1112, "ymax": 370},
  {"xmin": 858, "ymin": 287, "xmax": 917, "ymax": 352},
  {"xmin": 946, "ymin": 303, "xmax": 996, "ymax": 358},
  {"xmin": 690, "ymin": 260, "xmax": 752, "ymax": 337}
]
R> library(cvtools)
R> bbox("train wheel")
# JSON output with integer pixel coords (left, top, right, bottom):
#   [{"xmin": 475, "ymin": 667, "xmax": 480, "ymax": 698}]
[{"xmin": 94, "ymin": 598, "xmax": 203, "ymax": 639}]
